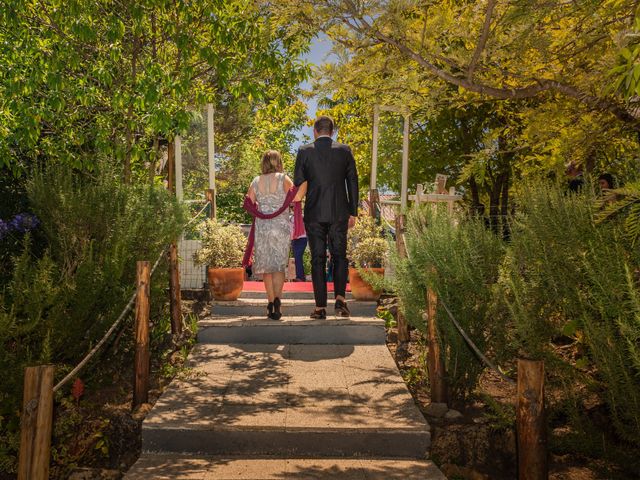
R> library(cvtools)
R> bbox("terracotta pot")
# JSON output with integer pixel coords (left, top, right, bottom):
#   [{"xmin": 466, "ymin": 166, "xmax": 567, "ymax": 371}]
[
  {"xmin": 207, "ymin": 267, "xmax": 244, "ymax": 301},
  {"xmin": 349, "ymin": 267, "xmax": 384, "ymax": 301}
]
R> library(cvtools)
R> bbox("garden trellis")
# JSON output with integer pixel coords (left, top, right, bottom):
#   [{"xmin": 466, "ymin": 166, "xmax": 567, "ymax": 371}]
[{"xmin": 369, "ymin": 104, "xmax": 463, "ymax": 217}]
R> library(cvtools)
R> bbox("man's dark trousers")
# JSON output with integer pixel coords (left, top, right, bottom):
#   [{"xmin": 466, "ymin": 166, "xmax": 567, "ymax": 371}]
[
  {"xmin": 305, "ymin": 220, "xmax": 348, "ymax": 308},
  {"xmin": 291, "ymin": 237, "xmax": 307, "ymax": 281}
]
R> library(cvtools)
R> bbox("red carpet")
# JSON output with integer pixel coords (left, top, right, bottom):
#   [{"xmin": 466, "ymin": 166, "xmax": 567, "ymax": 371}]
[{"xmin": 243, "ymin": 281, "xmax": 351, "ymax": 293}]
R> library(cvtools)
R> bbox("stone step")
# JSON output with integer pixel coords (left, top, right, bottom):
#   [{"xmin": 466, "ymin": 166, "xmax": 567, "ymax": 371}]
[
  {"xmin": 197, "ymin": 315, "xmax": 385, "ymax": 345},
  {"xmin": 125, "ymin": 454, "xmax": 447, "ymax": 479},
  {"xmin": 141, "ymin": 344, "xmax": 431, "ymax": 458},
  {"xmin": 240, "ymin": 290, "xmax": 350, "ymax": 301},
  {"xmin": 211, "ymin": 298, "xmax": 376, "ymax": 318}
]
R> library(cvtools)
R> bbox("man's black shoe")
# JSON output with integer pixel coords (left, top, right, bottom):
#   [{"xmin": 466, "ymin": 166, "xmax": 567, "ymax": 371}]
[
  {"xmin": 335, "ymin": 300, "xmax": 351, "ymax": 317},
  {"xmin": 310, "ymin": 309, "xmax": 326, "ymax": 319}
]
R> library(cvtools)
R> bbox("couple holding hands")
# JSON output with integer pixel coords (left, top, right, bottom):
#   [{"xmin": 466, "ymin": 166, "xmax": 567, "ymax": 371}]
[{"xmin": 243, "ymin": 116, "xmax": 359, "ymax": 320}]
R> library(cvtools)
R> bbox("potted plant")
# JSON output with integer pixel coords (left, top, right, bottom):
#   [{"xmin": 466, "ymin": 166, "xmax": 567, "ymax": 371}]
[
  {"xmin": 193, "ymin": 220, "xmax": 246, "ymax": 301},
  {"xmin": 347, "ymin": 216, "xmax": 389, "ymax": 301}
]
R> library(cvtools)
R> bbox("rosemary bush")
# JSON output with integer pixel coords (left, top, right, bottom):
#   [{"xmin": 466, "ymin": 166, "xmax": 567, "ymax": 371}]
[
  {"xmin": 496, "ymin": 184, "xmax": 640, "ymax": 446},
  {"xmin": 0, "ymin": 165, "xmax": 184, "ymax": 473},
  {"xmin": 395, "ymin": 204, "xmax": 505, "ymax": 401},
  {"xmin": 387, "ymin": 182, "xmax": 640, "ymax": 465}
]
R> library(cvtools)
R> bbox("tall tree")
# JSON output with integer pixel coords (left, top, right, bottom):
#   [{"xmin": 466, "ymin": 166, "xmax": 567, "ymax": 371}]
[
  {"xmin": 275, "ymin": 0, "xmax": 640, "ymax": 130},
  {"xmin": 0, "ymin": 0, "xmax": 310, "ymax": 179}
]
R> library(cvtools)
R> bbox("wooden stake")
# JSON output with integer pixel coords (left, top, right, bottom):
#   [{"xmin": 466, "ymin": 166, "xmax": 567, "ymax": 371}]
[
  {"xmin": 394, "ymin": 214, "xmax": 410, "ymax": 345},
  {"xmin": 517, "ymin": 359, "xmax": 547, "ymax": 480},
  {"xmin": 169, "ymin": 242, "xmax": 182, "ymax": 335},
  {"xmin": 167, "ymin": 140, "xmax": 175, "ymax": 194},
  {"xmin": 18, "ymin": 365, "xmax": 54, "ymax": 480},
  {"xmin": 426, "ymin": 288, "xmax": 448, "ymax": 404},
  {"xmin": 133, "ymin": 261, "xmax": 150, "ymax": 409},
  {"xmin": 205, "ymin": 188, "xmax": 216, "ymax": 221}
]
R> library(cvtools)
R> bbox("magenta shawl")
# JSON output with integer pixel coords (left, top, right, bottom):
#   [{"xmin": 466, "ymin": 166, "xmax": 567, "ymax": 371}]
[{"xmin": 242, "ymin": 186, "xmax": 303, "ymax": 267}]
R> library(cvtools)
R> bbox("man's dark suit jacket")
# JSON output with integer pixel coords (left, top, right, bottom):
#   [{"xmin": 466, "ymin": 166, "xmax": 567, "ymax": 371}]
[{"xmin": 293, "ymin": 137, "xmax": 359, "ymax": 223}]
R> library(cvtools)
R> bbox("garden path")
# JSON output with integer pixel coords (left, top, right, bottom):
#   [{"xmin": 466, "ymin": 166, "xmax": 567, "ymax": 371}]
[{"xmin": 124, "ymin": 290, "xmax": 445, "ymax": 479}]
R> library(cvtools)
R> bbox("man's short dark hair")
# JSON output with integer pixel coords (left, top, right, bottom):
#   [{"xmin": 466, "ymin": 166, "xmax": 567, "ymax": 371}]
[{"xmin": 314, "ymin": 116, "xmax": 334, "ymax": 135}]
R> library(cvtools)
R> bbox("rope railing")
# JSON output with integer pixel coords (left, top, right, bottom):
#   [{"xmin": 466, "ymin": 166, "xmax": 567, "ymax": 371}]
[
  {"xmin": 52, "ymin": 200, "xmax": 209, "ymax": 394},
  {"xmin": 436, "ymin": 295, "xmax": 515, "ymax": 385}
]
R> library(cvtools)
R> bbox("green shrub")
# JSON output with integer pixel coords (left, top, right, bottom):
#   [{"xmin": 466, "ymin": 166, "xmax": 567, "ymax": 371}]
[
  {"xmin": 193, "ymin": 220, "xmax": 246, "ymax": 268},
  {"xmin": 347, "ymin": 216, "xmax": 389, "ymax": 268},
  {"xmin": 497, "ymin": 183, "xmax": 640, "ymax": 446},
  {"xmin": 0, "ymin": 164, "xmax": 185, "ymax": 474},
  {"xmin": 394, "ymin": 204, "xmax": 505, "ymax": 401}
]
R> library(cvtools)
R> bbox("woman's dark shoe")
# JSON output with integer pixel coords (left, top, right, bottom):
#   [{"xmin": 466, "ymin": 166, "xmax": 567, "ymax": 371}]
[
  {"xmin": 310, "ymin": 308, "xmax": 327, "ymax": 320},
  {"xmin": 273, "ymin": 297, "xmax": 282, "ymax": 320},
  {"xmin": 267, "ymin": 302, "xmax": 277, "ymax": 320}
]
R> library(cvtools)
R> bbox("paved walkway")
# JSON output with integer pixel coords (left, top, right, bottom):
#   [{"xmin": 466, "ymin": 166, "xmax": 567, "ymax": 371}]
[{"xmin": 125, "ymin": 291, "xmax": 445, "ymax": 479}]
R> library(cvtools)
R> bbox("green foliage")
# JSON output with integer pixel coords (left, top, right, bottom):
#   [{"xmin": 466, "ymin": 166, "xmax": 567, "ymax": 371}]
[
  {"xmin": 276, "ymin": 0, "xmax": 640, "ymax": 216},
  {"xmin": 395, "ymin": 205, "xmax": 505, "ymax": 400},
  {"xmin": 0, "ymin": 164, "xmax": 184, "ymax": 473},
  {"xmin": 347, "ymin": 216, "xmax": 389, "ymax": 268},
  {"xmin": 479, "ymin": 394, "xmax": 516, "ymax": 432},
  {"xmin": 0, "ymin": 0, "xmax": 310, "ymax": 177},
  {"xmin": 596, "ymin": 181, "xmax": 640, "ymax": 246},
  {"xmin": 303, "ymin": 247, "xmax": 311, "ymax": 277},
  {"xmin": 377, "ymin": 308, "xmax": 396, "ymax": 329},
  {"xmin": 609, "ymin": 15, "xmax": 640, "ymax": 99},
  {"xmin": 392, "ymin": 183, "xmax": 640, "ymax": 456},
  {"xmin": 193, "ymin": 220, "xmax": 246, "ymax": 269},
  {"xmin": 496, "ymin": 184, "xmax": 640, "ymax": 446}
]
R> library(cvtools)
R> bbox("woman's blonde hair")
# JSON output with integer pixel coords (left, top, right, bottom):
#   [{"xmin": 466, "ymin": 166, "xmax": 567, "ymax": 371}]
[{"xmin": 261, "ymin": 150, "xmax": 283, "ymax": 174}]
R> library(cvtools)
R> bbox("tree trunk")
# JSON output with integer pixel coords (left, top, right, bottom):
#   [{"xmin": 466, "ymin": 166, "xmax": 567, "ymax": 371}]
[
  {"xmin": 488, "ymin": 177, "xmax": 502, "ymax": 234},
  {"xmin": 149, "ymin": 137, "xmax": 159, "ymax": 185},
  {"xmin": 469, "ymin": 175, "xmax": 480, "ymax": 207}
]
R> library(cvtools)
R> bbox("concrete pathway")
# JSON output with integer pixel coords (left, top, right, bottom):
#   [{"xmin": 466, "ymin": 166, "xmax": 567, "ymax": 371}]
[{"xmin": 125, "ymin": 292, "xmax": 445, "ymax": 479}]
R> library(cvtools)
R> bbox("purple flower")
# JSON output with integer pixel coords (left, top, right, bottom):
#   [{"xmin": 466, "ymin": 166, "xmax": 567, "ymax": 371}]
[{"xmin": 0, "ymin": 213, "xmax": 40, "ymax": 239}]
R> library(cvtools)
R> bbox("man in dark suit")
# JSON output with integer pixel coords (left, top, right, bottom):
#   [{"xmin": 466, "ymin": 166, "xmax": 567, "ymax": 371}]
[{"xmin": 294, "ymin": 116, "xmax": 359, "ymax": 319}]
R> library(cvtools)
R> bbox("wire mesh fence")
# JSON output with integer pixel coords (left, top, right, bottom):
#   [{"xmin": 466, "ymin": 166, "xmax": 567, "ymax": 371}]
[{"xmin": 179, "ymin": 200, "xmax": 210, "ymax": 291}]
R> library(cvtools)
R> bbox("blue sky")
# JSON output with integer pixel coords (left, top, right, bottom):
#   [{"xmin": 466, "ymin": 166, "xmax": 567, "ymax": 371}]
[{"xmin": 292, "ymin": 34, "xmax": 337, "ymax": 151}]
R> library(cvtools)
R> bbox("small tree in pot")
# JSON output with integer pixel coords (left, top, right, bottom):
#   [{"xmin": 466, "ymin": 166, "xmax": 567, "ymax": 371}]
[
  {"xmin": 347, "ymin": 216, "xmax": 389, "ymax": 301},
  {"xmin": 194, "ymin": 220, "xmax": 246, "ymax": 301}
]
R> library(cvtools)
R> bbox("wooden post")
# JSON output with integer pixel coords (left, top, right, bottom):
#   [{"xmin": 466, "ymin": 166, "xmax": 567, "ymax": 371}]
[
  {"xmin": 395, "ymin": 214, "xmax": 410, "ymax": 346},
  {"xmin": 18, "ymin": 365, "xmax": 54, "ymax": 480},
  {"xmin": 370, "ymin": 105, "xmax": 380, "ymax": 192},
  {"xmin": 426, "ymin": 288, "xmax": 448, "ymax": 404},
  {"xmin": 133, "ymin": 261, "xmax": 150, "ymax": 409},
  {"xmin": 169, "ymin": 242, "xmax": 182, "ymax": 335},
  {"xmin": 174, "ymin": 135, "xmax": 183, "ymax": 201},
  {"xmin": 167, "ymin": 140, "xmax": 175, "ymax": 194},
  {"xmin": 205, "ymin": 188, "xmax": 216, "ymax": 221},
  {"xmin": 415, "ymin": 184, "xmax": 424, "ymax": 204},
  {"xmin": 517, "ymin": 359, "xmax": 547, "ymax": 480},
  {"xmin": 369, "ymin": 189, "xmax": 380, "ymax": 220},
  {"xmin": 207, "ymin": 103, "xmax": 216, "ymax": 193}
]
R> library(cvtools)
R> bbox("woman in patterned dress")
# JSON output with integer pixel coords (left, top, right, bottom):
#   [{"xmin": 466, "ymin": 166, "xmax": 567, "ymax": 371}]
[{"xmin": 246, "ymin": 150, "xmax": 296, "ymax": 319}]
